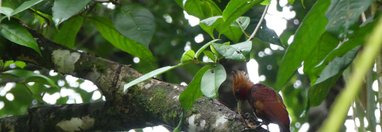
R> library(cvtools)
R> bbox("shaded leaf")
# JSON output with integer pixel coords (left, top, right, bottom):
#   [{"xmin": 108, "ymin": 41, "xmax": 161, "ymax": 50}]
[
  {"xmin": 179, "ymin": 65, "xmax": 211, "ymax": 110},
  {"xmin": 114, "ymin": 5, "xmax": 155, "ymax": 47},
  {"xmin": 52, "ymin": 16, "xmax": 84, "ymax": 48},
  {"xmin": 0, "ymin": 22, "xmax": 41, "ymax": 55},
  {"xmin": 316, "ymin": 19, "xmax": 378, "ymax": 69},
  {"xmin": 52, "ymin": 0, "xmax": 91, "ymax": 26},
  {"xmin": 276, "ymin": 0, "xmax": 330, "ymax": 88},
  {"xmin": 212, "ymin": 41, "xmax": 252, "ymax": 61},
  {"xmin": 326, "ymin": 0, "xmax": 373, "ymax": 35},
  {"xmin": 308, "ymin": 47, "xmax": 359, "ymax": 106},
  {"xmin": 1, "ymin": 69, "xmax": 59, "ymax": 90},
  {"xmin": 201, "ymin": 64, "xmax": 226, "ymax": 98}
]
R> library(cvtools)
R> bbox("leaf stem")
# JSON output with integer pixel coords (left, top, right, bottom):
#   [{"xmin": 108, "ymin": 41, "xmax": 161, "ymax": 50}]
[{"xmin": 247, "ymin": 5, "xmax": 269, "ymax": 41}]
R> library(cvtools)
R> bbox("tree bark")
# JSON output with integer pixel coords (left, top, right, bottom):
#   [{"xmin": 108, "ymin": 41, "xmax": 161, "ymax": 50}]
[{"xmin": 0, "ymin": 29, "xmax": 268, "ymax": 131}]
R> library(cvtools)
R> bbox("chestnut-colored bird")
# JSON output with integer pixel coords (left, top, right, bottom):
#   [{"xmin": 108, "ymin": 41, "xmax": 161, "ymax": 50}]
[{"xmin": 232, "ymin": 71, "xmax": 290, "ymax": 132}]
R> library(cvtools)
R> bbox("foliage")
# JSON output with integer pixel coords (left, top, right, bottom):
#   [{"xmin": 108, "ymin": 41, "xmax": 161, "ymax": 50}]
[{"xmin": 0, "ymin": 0, "xmax": 381, "ymax": 131}]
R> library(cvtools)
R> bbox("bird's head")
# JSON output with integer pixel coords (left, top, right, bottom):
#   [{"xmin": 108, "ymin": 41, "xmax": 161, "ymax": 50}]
[{"xmin": 232, "ymin": 71, "xmax": 254, "ymax": 100}]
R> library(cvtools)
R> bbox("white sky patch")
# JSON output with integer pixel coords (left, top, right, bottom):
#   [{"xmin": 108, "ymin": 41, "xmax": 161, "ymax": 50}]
[
  {"xmin": 80, "ymin": 80, "xmax": 98, "ymax": 92},
  {"xmin": 66, "ymin": 75, "xmax": 80, "ymax": 87},
  {"xmin": 0, "ymin": 83, "xmax": 15, "ymax": 96},
  {"xmin": 247, "ymin": 59, "xmax": 260, "ymax": 83},
  {"xmin": 184, "ymin": 41, "xmax": 192, "ymax": 51},
  {"xmin": 92, "ymin": 90, "xmax": 102, "ymax": 100},
  {"xmin": 133, "ymin": 57, "xmax": 140, "ymax": 63},
  {"xmin": 0, "ymin": 101, "xmax": 4, "ymax": 109},
  {"xmin": 43, "ymin": 93, "xmax": 60, "ymax": 104},
  {"xmin": 49, "ymin": 70, "xmax": 58, "ymax": 76},
  {"xmin": 194, "ymin": 34, "xmax": 204, "ymax": 43},
  {"xmin": 163, "ymin": 14, "xmax": 173, "ymax": 24},
  {"xmin": 5, "ymin": 93, "xmax": 14, "ymax": 101},
  {"xmin": 299, "ymin": 123, "xmax": 310, "ymax": 132},
  {"xmin": 183, "ymin": 11, "xmax": 200, "ymax": 27}
]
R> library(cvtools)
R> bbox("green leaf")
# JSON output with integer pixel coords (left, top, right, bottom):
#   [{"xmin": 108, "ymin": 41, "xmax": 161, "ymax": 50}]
[
  {"xmin": 52, "ymin": 0, "xmax": 91, "ymax": 26},
  {"xmin": 308, "ymin": 47, "xmax": 358, "ymax": 106},
  {"xmin": 52, "ymin": 16, "xmax": 84, "ymax": 48},
  {"xmin": 212, "ymin": 41, "xmax": 252, "ymax": 61},
  {"xmin": 181, "ymin": 50, "xmax": 196, "ymax": 63},
  {"xmin": 179, "ymin": 65, "xmax": 211, "ymax": 110},
  {"xmin": 90, "ymin": 17, "xmax": 156, "ymax": 71},
  {"xmin": 200, "ymin": 16, "xmax": 223, "ymax": 38},
  {"xmin": 325, "ymin": 0, "xmax": 373, "ymax": 35},
  {"xmin": 316, "ymin": 19, "xmax": 377, "ymax": 69},
  {"xmin": 236, "ymin": 17, "xmax": 250, "ymax": 31},
  {"xmin": 184, "ymin": 0, "xmax": 222, "ymax": 19},
  {"xmin": 195, "ymin": 39, "xmax": 220, "ymax": 59},
  {"xmin": 276, "ymin": 0, "xmax": 330, "ymax": 88},
  {"xmin": 201, "ymin": 64, "xmax": 226, "ymax": 98},
  {"xmin": 114, "ymin": 5, "xmax": 155, "ymax": 47},
  {"xmin": 203, "ymin": 50, "xmax": 216, "ymax": 62},
  {"xmin": 0, "ymin": 7, "xmax": 14, "ymax": 19},
  {"xmin": 1, "ymin": 69, "xmax": 59, "ymax": 90},
  {"xmin": 123, "ymin": 65, "xmax": 182, "ymax": 92},
  {"xmin": 11, "ymin": 0, "xmax": 43, "ymax": 16},
  {"xmin": 303, "ymin": 32, "xmax": 339, "ymax": 82},
  {"xmin": 0, "ymin": 22, "xmax": 41, "ymax": 55},
  {"xmin": 222, "ymin": 0, "xmax": 263, "ymax": 29}
]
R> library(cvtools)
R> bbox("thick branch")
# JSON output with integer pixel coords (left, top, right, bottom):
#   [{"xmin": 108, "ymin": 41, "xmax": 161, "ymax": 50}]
[{"xmin": 0, "ymin": 30, "xmax": 267, "ymax": 131}]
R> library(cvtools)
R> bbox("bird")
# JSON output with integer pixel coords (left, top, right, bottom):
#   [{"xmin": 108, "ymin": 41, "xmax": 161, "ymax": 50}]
[{"xmin": 232, "ymin": 71, "xmax": 290, "ymax": 132}]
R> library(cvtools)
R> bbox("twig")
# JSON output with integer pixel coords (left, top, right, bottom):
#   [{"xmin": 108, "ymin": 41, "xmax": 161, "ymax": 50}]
[{"xmin": 248, "ymin": 5, "xmax": 269, "ymax": 41}]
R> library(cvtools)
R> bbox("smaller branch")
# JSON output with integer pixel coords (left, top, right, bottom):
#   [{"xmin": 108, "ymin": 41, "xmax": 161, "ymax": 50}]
[{"xmin": 248, "ymin": 5, "xmax": 269, "ymax": 41}]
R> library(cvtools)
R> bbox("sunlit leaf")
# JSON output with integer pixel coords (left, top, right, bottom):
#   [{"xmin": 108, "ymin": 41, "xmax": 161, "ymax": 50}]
[
  {"xmin": 212, "ymin": 41, "xmax": 252, "ymax": 61},
  {"xmin": 52, "ymin": 0, "xmax": 91, "ymax": 26},
  {"xmin": 0, "ymin": 7, "xmax": 13, "ymax": 19},
  {"xmin": 123, "ymin": 65, "xmax": 182, "ymax": 92},
  {"xmin": 181, "ymin": 50, "xmax": 195, "ymax": 63},
  {"xmin": 201, "ymin": 64, "xmax": 226, "ymax": 98},
  {"xmin": 0, "ymin": 22, "xmax": 41, "ymax": 55},
  {"xmin": 179, "ymin": 65, "xmax": 211, "ymax": 110}
]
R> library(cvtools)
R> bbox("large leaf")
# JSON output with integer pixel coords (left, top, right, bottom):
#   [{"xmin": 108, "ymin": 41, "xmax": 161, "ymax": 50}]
[
  {"xmin": 179, "ymin": 65, "xmax": 211, "ymax": 110},
  {"xmin": 0, "ymin": 22, "xmax": 41, "ymax": 55},
  {"xmin": 184, "ymin": 0, "xmax": 222, "ymax": 19},
  {"xmin": 325, "ymin": 0, "xmax": 373, "ymax": 35},
  {"xmin": 212, "ymin": 41, "xmax": 252, "ymax": 61},
  {"xmin": 316, "ymin": 19, "xmax": 378, "ymax": 69},
  {"xmin": 113, "ymin": 5, "xmax": 155, "ymax": 47},
  {"xmin": 276, "ymin": 0, "xmax": 330, "ymax": 88},
  {"xmin": 201, "ymin": 64, "xmax": 226, "ymax": 98},
  {"xmin": 52, "ymin": 16, "xmax": 84, "ymax": 48},
  {"xmin": 123, "ymin": 65, "xmax": 181, "ymax": 92},
  {"xmin": 303, "ymin": 32, "xmax": 339, "ymax": 82},
  {"xmin": 52, "ymin": 0, "xmax": 91, "ymax": 26},
  {"xmin": 90, "ymin": 17, "xmax": 156, "ymax": 71},
  {"xmin": 308, "ymin": 47, "xmax": 359, "ymax": 106}
]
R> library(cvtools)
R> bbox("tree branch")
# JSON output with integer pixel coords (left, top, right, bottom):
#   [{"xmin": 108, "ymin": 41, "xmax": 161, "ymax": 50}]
[{"xmin": 0, "ymin": 29, "xmax": 268, "ymax": 131}]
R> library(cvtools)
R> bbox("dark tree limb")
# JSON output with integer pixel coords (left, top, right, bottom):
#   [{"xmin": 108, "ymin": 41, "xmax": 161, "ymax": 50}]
[{"xmin": 0, "ymin": 29, "xmax": 268, "ymax": 131}]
